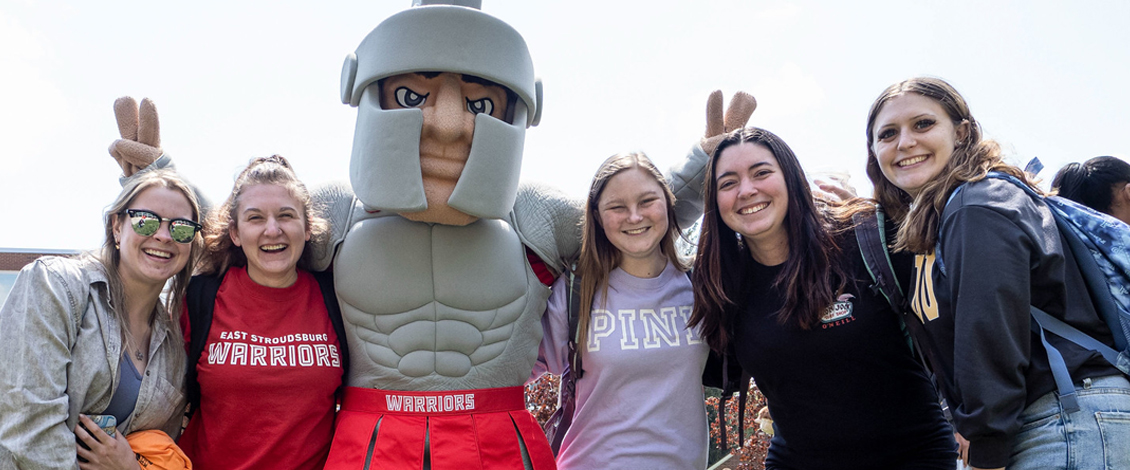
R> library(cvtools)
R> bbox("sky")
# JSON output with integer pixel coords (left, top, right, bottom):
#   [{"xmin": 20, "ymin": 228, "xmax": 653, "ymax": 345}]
[{"xmin": 2, "ymin": 0, "xmax": 1128, "ymax": 251}]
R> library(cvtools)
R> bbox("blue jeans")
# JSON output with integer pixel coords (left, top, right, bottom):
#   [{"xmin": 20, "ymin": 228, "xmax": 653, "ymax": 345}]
[{"xmin": 1009, "ymin": 374, "xmax": 1130, "ymax": 470}]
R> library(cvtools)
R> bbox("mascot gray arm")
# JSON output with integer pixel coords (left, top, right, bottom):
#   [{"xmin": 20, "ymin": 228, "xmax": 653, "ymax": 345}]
[
  {"xmin": 309, "ymin": 182, "xmax": 356, "ymax": 272},
  {"xmin": 668, "ymin": 143, "xmax": 711, "ymax": 230},
  {"xmin": 509, "ymin": 183, "xmax": 583, "ymax": 278}
]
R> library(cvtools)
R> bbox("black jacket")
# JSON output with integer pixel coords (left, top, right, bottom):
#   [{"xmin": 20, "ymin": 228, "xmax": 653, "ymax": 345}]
[{"xmin": 909, "ymin": 177, "xmax": 1119, "ymax": 468}]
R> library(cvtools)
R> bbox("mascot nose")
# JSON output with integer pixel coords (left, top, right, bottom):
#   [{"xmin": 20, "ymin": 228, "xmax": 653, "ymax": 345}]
[{"xmin": 425, "ymin": 78, "xmax": 471, "ymax": 144}]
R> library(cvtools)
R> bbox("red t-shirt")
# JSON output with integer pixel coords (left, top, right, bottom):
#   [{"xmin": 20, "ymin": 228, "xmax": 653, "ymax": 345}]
[{"xmin": 178, "ymin": 267, "xmax": 343, "ymax": 470}]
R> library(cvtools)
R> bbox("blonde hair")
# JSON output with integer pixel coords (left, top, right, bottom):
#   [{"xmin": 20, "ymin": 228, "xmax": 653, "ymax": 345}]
[{"xmin": 96, "ymin": 169, "xmax": 202, "ymax": 331}]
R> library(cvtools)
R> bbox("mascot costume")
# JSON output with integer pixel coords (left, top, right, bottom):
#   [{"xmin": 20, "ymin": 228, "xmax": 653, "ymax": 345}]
[{"xmin": 108, "ymin": 1, "xmax": 755, "ymax": 468}]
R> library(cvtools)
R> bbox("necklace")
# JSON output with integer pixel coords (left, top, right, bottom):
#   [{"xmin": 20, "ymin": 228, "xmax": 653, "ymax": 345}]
[{"xmin": 122, "ymin": 331, "xmax": 146, "ymax": 362}]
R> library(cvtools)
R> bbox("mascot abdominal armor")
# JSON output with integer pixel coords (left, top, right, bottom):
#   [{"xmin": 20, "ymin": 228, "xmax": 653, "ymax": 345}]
[{"xmin": 109, "ymin": 1, "xmax": 755, "ymax": 468}]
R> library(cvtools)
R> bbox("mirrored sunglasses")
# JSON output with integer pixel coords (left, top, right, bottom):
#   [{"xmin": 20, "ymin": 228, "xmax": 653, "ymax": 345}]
[{"xmin": 126, "ymin": 209, "xmax": 201, "ymax": 244}]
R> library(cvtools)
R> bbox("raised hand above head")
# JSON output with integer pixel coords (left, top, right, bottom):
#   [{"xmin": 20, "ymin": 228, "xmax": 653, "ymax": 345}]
[
  {"xmin": 108, "ymin": 97, "xmax": 163, "ymax": 177},
  {"xmin": 702, "ymin": 90, "xmax": 757, "ymax": 156}
]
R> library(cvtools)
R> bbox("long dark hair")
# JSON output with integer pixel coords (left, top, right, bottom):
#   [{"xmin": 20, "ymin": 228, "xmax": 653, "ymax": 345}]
[
  {"xmin": 1052, "ymin": 156, "xmax": 1130, "ymax": 214},
  {"xmin": 575, "ymin": 152, "xmax": 687, "ymax": 348},
  {"xmin": 689, "ymin": 127, "xmax": 854, "ymax": 354},
  {"xmin": 865, "ymin": 77, "xmax": 1037, "ymax": 253}
]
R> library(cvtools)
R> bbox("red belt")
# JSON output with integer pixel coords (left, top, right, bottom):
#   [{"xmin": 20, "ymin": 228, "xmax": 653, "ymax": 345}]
[
  {"xmin": 324, "ymin": 386, "xmax": 556, "ymax": 470},
  {"xmin": 341, "ymin": 385, "xmax": 525, "ymax": 415}
]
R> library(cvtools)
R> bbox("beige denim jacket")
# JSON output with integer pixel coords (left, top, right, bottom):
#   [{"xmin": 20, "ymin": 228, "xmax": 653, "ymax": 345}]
[{"xmin": 0, "ymin": 256, "xmax": 186, "ymax": 470}]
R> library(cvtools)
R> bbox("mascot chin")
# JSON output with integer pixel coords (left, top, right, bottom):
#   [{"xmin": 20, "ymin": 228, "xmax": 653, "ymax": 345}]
[{"xmin": 109, "ymin": 1, "xmax": 754, "ymax": 468}]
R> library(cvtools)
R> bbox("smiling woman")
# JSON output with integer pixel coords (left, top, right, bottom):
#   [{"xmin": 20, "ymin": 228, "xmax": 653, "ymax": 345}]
[
  {"xmin": 228, "ymin": 184, "xmax": 312, "ymax": 288},
  {"xmin": 175, "ymin": 155, "xmax": 348, "ymax": 470},
  {"xmin": 0, "ymin": 169, "xmax": 200, "ymax": 469},
  {"xmin": 531, "ymin": 152, "xmax": 710, "ymax": 469},
  {"xmin": 864, "ymin": 77, "xmax": 1130, "ymax": 470},
  {"xmin": 689, "ymin": 127, "xmax": 958, "ymax": 470}
]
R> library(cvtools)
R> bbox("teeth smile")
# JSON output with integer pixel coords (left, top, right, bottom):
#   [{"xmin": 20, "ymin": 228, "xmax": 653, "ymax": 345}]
[
  {"xmin": 143, "ymin": 249, "xmax": 172, "ymax": 259},
  {"xmin": 739, "ymin": 203, "xmax": 768, "ymax": 215},
  {"xmin": 898, "ymin": 155, "xmax": 928, "ymax": 167},
  {"xmin": 261, "ymin": 244, "xmax": 287, "ymax": 252},
  {"xmin": 624, "ymin": 228, "xmax": 648, "ymax": 235}
]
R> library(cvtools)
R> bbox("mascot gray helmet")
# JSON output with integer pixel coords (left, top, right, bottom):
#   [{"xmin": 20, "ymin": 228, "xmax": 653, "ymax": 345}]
[{"xmin": 340, "ymin": 1, "xmax": 543, "ymax": 220}]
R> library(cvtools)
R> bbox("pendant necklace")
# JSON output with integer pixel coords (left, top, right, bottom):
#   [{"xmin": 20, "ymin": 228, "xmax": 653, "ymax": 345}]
[{"xmin": 123, "ymin": 332, "xmax": 146, "ymax": 361}]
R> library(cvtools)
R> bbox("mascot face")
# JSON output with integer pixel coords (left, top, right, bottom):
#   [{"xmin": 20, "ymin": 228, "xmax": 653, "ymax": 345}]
[
  {"xmin": 379, "ymin": 72, "xmax": 510, "ymax": 225},
  {"xmin": 343, "ymin": 4, "xmax": 541, "ymax": 226}
]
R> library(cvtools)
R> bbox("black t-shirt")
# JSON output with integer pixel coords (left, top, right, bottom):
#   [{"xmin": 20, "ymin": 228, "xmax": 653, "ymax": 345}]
[{"xmin": 729, "ymin": 229, "xmax": 954, "ymax": 469}]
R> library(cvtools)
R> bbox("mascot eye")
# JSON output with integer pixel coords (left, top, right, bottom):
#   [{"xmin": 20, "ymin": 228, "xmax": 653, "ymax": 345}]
[
  {"xmin": 465, "ymin": 98, "xmax": 495, "ymax": 116},
  {"xmin": 394, "ymin": 87, "xmax": 428, "ymax": 108}
]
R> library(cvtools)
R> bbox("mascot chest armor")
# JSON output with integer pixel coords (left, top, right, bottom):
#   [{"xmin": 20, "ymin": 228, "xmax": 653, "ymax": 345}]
[{"xmin": 335, "ymin": 211, "xmax": 551, "ymax": 388}]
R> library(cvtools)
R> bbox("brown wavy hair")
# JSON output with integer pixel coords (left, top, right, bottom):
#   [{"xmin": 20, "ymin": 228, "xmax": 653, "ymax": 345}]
[
  {"xmin": 575, "ymin": 152, "xmax": 688, "ymax": 349},
  {"xmin": 198, "ymin": 155, "xmax": 329, "ymax": 276},
  {"xmin": 689, "ymin": 127, "xmax": 869, "ymax": 354},
  {"xmin": 865, "ymin": 77, "xmax": 1039, "ymax": 254}
]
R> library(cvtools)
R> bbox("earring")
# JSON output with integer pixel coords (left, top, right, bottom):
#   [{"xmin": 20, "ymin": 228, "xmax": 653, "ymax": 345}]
[{"xmin": 114, "ymin": 240, "xmax": 120, "ymax": 250}]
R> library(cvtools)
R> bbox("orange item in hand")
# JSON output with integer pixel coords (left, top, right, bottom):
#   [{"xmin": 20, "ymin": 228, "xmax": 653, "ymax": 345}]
[{"xmin": 126, "ymin": 430, "xmax": 192, "ymax": 470}]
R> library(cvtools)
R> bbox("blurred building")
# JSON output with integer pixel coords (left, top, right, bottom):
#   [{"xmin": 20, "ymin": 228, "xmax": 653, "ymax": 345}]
[{"xmin": 0, "ymin": 248, "xmax": 81, "ymax": 303}]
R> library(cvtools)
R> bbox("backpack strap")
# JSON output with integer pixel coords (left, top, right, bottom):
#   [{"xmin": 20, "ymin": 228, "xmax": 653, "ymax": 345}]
[
  {"xmin": 853, "ymin": 207, "xmax": 915, "ymax": 353},
  {"xmin": 566, "ymin": 269, "xmax": 583, "ymax": 380},
  {"xmin": 735, "ymin": 371, "xmax": 751, "ymax": 449},
  {"xmin": 312, "ymin": 269, "xmax": 351, "ymax": 394},
  {"xmin": 185, "ymin": 274, "xmax": 223, "ymax": 417},
  {"xmin": 717, "ymin": 349, "xmax": 752, "ymax": 451},
  {"xmin": 852, "ymin": 206, "xmax": 907, "ymax": 312},
  {"xmin": 854, "ymin": 206, "xmax": 954, "ymax": 419},
  {"xmin": 1030, "ymin": 307, "xmax": 1082, "ymax": 413},
  {"xmin": 545, "ymin": 269, "xmax": 583, "ymax": 455},
  {"xmin": 1031, "ymin": 306, "xmax": 1127, "ymax": 375},
  {"xmin": 719, "ymin": 354, "xmax": 731, "ymax": 451}
]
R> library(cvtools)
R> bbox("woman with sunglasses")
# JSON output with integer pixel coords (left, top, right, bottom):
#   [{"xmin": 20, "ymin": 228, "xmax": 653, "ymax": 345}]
[
  {"xmin": 175, "ymin": 155, "xmax": 346, "ymax": 470},
  {"xmin": 535, "ymin": 152, "xmax": 710, "ymax": 469},
  {"xmin": 0, "ymin": 169, "xmax": 202, "ymax": 469},
  {"xmin": 689, "ymin": 127, "xmax": 956, "ymax": 470}
]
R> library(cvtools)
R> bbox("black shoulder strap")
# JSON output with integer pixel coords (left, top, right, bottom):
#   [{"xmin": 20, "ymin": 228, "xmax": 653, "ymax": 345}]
[
  {"xmin": 719, "ymin": 352, "xmax": 752, "ymax": 452},
  {"xmin": 311, "ymin": 269, "xmax": 350, "ymax": 392},
  {"xmin": 736, "ymin": 372, "xmax": 751, "ymax": 447},
  {"xmin": 185, "ymin": 274, "xmax": 222, "ymax": 417},
  {"xmin": 852, "ymin": 207, "xmax": 906, "ymax": 312},
  {"xmin": 566, "ymin": 269, "xmax": 583, "ymax": 381},
  {"xmin": 853, "ymin": 207, "xmax": 951, "ymax": 418}
]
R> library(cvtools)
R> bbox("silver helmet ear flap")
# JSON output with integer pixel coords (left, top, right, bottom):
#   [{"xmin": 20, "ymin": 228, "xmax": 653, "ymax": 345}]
[
  {"xmin": 341, "ymin": 53, "xmax": 359, "ymax": 106},
  {"xmin": 531, "ymin": 79, "xmax": 543, "ymax": 127}
]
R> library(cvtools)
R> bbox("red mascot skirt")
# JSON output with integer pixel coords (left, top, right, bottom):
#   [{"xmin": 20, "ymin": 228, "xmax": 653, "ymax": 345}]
[{"xmin": 324, "ymin": 386, "xmax": 557, "ymax": 470}]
